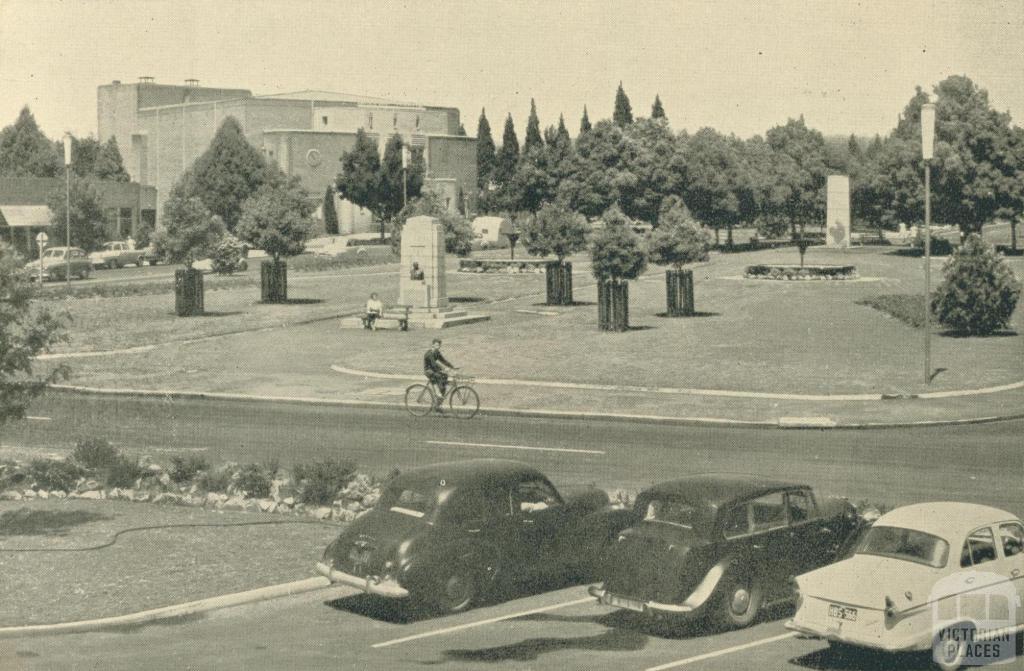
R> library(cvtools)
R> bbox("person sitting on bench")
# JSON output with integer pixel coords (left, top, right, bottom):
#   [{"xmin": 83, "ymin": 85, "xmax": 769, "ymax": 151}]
[{"xmin": 365, "ymin": 293, "xmax": 383, "ymax": 330}]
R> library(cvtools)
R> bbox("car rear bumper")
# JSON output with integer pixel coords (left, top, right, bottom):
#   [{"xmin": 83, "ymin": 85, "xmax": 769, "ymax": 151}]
[
  {"xmin": 316, "ymin": 561, "xmax": 409, "ymax": 598},
  {"xmin": 785, "ymin": 619, "xmax": 924, "ymax": 652},
  {"xmin": 589, "ymin": 585, "xmax": 708, "ymax": 616}
]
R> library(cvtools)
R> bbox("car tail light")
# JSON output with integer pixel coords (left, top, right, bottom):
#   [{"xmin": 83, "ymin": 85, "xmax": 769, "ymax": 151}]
[{"xmin": 885, "ymin": 595, "xmax": 896, "ymax": 619}]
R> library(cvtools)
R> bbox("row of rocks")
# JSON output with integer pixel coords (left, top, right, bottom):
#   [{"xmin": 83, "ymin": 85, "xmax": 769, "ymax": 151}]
[{"xmin": 0, "ymin": 471, "xmax": 383, "ymax": 524}]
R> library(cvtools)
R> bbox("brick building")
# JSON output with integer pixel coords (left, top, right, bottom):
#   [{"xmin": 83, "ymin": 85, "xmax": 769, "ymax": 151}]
[
  {"xmin": 97, "ymin": 78, "xmax": 477, "ymax": 233},
  {"xmin": 0, "ymin": 177, "xmax": 156, "ymax": 259}
]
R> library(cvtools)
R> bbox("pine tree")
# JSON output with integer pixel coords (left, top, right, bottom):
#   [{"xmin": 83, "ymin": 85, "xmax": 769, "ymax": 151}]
[
  {"xmin": 579, "ymin": 106, "xmax": 592, "ymax": 135},
  {"xmin": 494, "ymin": 114, "xmax": 520, "ymax": 187},
  {"xmin": 847, "ymin": 134, "xmax": 862, "ymax": 162},
  {"xmin": 523, "ymin": 99, "xmax": 544, "ymax": 154},
  {"xmin": 613, "ymin": 82, "xmax": 633, "ymax": 127},
  {"xmin": 651, "ymin": 95, "xmax": 666, "ymax": 120},
  {"xmin": 322, "ymin": 186, "xmax": 339, "ymax": 235},
  {"xmin": 186, "ymin": 117, "xmax": 277, "ymax": 232},
  {"xmin": 94, "ymin": 137, "xmax": 130, "ymax": 182},
  {"xmin": 476, "ymin": 108, "xmax": 496, "ymax": 190},
  {"xmin": 556, "ymin": 115, "xmax": 572, "ymax": 148},
  {"xmin": 0, "ymin": 106, "xmax": 61, "ymax": 178}
]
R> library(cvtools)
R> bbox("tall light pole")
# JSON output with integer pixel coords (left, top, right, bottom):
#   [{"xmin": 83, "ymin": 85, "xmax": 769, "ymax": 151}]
[
  {"xmin": 401, "ymin": 145, "xmax": 410, "ymax": 209},
  {"xmin": 63, "ymin": 133, "xmax": 72, "ymax": 288},
  {"xmin": 920, "ymin": 100, "xmax": 936, "ymax": 384}
]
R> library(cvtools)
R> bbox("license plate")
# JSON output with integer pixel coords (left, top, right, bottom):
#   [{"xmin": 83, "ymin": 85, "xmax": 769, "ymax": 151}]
[
  {"xmin": 607, "ymin": 594, "xmax": 644, "ymax": 612},
  {"xmin": 829, "ymin": 604, "xmax": 857, "ymax": 621},
  {"xmin": 348, "ymin": 548, "xmax": 370, "ymax": 565}
]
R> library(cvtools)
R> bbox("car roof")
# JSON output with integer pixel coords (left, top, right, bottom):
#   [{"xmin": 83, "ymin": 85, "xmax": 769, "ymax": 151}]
[
  {"xmin": 875, "ymin": 502, "xmax": 1019, "ymax": 542},
  {"xmin": 640, "ymin": 474, "xmax": 805, "ymax": 508},
  {"xmin": 389, "ymin": 459, "xmax": 544, "ymax": 491}
]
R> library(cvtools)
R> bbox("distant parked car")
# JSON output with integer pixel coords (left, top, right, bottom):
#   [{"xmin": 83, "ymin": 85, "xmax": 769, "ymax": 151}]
[
  {"xmin": 25, "ymin": 247, "xmax": 93, "ymax": 281},
  {"xmin": 139, "ymin": 244, "xmax": 161, "ymax": 266},
  {"xmin": 90, "ymin": 241, "xmax": 146, "ymax": 269},
  {"xmin": 317, "ymin": 459, "xmax": 632, "ymax": 613},
  {"xmin": 788, "ymin": 502, "xmax": 1024, "ymax": 671},
  {"xmin": 590, "ymin": 475, "xmax": 861, "ymax": 629},
  {"xmin": 191, "ymin": 256, "xmax": 248, "ymax": 273}
]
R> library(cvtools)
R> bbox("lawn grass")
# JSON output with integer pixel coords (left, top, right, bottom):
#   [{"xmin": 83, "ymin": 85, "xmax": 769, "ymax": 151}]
[
  {"xmin": 0, "ymin": 498, "xmax": 338, "ymax": 626},
  {"xmin": 857, "ymin": 294, "xmax": 927, "ymax": 328},
  {"xmin": 47, "ymin": 239, "xmax": 1024, "ymax": 395}
]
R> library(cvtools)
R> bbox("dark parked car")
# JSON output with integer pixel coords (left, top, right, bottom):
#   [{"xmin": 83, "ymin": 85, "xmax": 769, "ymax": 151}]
[
  {"xmin": 589, "ymin": 475, "xmax": 861, "ymax": 629},
  {"xmin": 317, "ymin": 459, "xmax": 632, "ymax": 613}
]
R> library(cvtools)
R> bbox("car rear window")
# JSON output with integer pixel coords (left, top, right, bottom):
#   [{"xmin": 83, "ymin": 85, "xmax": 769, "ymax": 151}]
[
  {"xmin": 379, "ymin": 486, "xmax": 437, "ymax": 519},
  {"xmin": 856, "ymin": 525, "xmax": 949, "ymax": 568},
  {"xmin": 641, "ymin": 497, "xmax": 701, "ymax": 529}
]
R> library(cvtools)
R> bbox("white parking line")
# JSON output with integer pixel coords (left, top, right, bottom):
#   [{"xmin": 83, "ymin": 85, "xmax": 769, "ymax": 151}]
[
  {"xmin": 426, "ymin": 440, "xmax": 605, "ymax": 455},
  {"xmin": 371, "ymin": 596, "xmax": 593, "ymax": 649},
  {"xmin": 644, "ymin": 632, "xmax": 798, "ymax": 670}
]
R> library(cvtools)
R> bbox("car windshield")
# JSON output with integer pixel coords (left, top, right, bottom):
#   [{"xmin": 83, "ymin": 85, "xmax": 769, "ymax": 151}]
[
  {"xmin": 641, "ymin": 496, "xmax": 701, "ymax": 529},
  {"xmin": 856, "ymin": 525, "xmax": 949, "ymax": 568},
  {"xmin": 379, "ymin": 484, "xmax": 439, "ymax": 520},
  {"xmin": 43, "ymin": 249, "xmax": 62, "ymax": 258}
]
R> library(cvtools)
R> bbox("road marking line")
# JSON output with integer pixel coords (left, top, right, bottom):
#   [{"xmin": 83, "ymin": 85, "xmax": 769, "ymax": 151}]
[
  {"xmin": 644, "ymin": 632, "xmax": 798, "ymax": 670},
  {"xmin": 426, "ymin": 440, "xmax": 605, "ymax": 455},
  {"xmin": 371, "ymin": 596, "xmax": 592, "ymax": 648},
  {"xmin": 26, "ymin": 416, "xmax": 52, "ymax": 421}
]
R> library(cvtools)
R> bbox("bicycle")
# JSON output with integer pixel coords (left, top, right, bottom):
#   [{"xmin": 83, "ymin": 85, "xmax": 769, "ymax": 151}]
[{"xmin": 405, "ymin": 372, "xmax": 480, "ymax": 419}]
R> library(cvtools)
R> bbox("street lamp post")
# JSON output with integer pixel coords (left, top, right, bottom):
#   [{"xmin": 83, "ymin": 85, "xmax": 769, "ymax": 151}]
[
  {"xmin": 920, "ymin": 101, "xmax": 936, "ymax": 384},
  {"xmin": 63, "ymin": 133, "xmax": 72, "ymax": 288},
  {"xmin": 401, "ymin": 145, "xmax": 409, "ymax": 209}
]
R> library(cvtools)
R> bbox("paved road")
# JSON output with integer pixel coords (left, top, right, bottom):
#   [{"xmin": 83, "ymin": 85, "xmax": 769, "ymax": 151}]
[{"xmin": 2, "ymin": 392, "xmax": 1023, "ymax": 670}]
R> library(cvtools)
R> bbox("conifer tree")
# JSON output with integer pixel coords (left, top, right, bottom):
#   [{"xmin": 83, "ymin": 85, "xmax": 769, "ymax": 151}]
[
  {"xmin": 523, "ymin": 99, "xmax": 544, "ymax": 154},
  {"xmin": 494, "ymin": 114, "xmax": 520, "ymax": 187},
  {"xmin": 651, "ymin": 95, "xmax": 666, "ymax": 120},
  {"xmin": 613, "ymin": 82, "xmax": 633, "ymax": 127},
  {"xmin": 0, "ymin": 106, "xmax": 61, "ymax": 178},
  {"xmin": 476, "ymin": 108, "xmax": 496, "ymax": 189},
  {"xmin": 322, "ymin": 186, "xmax": 339, "ymax": 235},
  {"xmin": 579, "ymin": 106, "xmax": 592, "ymax": 135},
  {"xmin": 94, "ymin": 137, "xmax": 130, "ymax": 182}
]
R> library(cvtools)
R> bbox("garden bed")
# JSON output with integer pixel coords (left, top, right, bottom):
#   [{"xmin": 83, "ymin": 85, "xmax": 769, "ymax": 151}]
[
  {"xmin": 458, "ymin": 258, "xmax": 549, "ymax": 273},
  {"xmin": 745, "ymin": 264, "xmax": 858, "ymax": 280}
]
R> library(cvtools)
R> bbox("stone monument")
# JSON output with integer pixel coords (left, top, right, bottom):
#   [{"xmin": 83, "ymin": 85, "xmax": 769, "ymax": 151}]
[
  {"xmin": 826, "ymin": 175, "xmax": 851, "ymax": 248},
  {"xmin": 398, "ymin": 216, "xmax": 488, "ymax": 329}
]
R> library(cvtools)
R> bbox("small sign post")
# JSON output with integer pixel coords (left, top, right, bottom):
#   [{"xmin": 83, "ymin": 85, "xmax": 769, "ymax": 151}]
[{"xmin": 35, "ymin": 231, "xmax": 48, "ymax": 284}]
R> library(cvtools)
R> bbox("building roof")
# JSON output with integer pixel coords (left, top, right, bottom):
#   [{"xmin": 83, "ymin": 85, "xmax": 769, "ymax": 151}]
[
  {"xmin": 640, "ymin": 474, "xmax": 805, "ymax": 509},
  {"xmin": 390, "ymin": 459, "xmax": 540, "ymax": 491},
  {"xmin": 253, "ymin": 89, "xmax": 421, "ymax": 108},
  {"xmin": 874, "ymin": 502, "xmax": 1018, "ymax": 542},
  {"xmin": 0, "ymin": 205, "xmax": 52, "ymax": 228}
]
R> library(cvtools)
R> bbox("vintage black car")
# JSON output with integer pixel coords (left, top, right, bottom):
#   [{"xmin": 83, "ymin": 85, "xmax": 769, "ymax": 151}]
[
  {"xmin": 317, "ymin": 459, "xmax": 632, "ymax": 613},
  {"xmin": 589, "ymin": 475, "xmax": 860, "ymax": 629}
]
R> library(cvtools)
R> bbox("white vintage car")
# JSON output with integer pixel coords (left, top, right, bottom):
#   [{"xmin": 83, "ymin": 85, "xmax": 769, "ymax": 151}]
[{"xmin": 787, "ymin": 502, "xmax": 1024, "ymax": 670}]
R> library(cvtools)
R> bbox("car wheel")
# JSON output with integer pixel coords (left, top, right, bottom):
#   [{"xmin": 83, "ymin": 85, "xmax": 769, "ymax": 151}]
[
  {"xmin": 717, "ymin": 574, "xmax": 764, "ymax": 629},
  {"xmin": 136, "ymin": 259, "xmax": 144, "ymax": 267},
  {"xmin": 933, "ymin": 625, "xmax": 972, "ymax": 671},
  {"xmin": 431, "ymin": 568, "xmax": 478, "ymax": 614},
  {"xmin": 108, "ymin": 259, "xmax": 119, "ymax": 269},
  {"xmin": 149, "ymin": 260, "xmax": 157, "ymax": 266}
]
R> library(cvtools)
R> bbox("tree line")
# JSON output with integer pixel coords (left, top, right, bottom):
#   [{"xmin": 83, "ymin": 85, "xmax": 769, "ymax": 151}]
[{"xmin": 473, "ymin": 76, "xmax": 1024, "ymax": 242}]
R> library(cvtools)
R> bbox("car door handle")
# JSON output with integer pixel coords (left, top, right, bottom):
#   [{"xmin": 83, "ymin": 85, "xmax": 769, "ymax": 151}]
[
  {"xmin": 821, "ymin": 528, "xmax": 832, "ymax": 534},
  {"xmin": 522, "ymin": 519, "xmax": 534, "ymax": 525},
  {"xmin": 466, "ymin": 529, "xmax": 481, "ymax": 534},
  {"xmin": 752, "ymin": 544, "xmax": 764, "ymax": 550},
  {"xmin": 966, "ymin": 577, "xmax": 975, "ymax": 584}
]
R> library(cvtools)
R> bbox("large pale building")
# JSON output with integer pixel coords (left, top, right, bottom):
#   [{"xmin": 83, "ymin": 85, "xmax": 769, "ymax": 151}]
[{"xmin": 98, "ymin": 78, "xmax": 477, "ymax": 232}]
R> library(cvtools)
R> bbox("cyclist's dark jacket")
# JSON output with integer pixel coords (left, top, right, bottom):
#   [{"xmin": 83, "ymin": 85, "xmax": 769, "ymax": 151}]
[{"xmin": 424, "ymin": 349, "xmax": 453, "ymax": 376}]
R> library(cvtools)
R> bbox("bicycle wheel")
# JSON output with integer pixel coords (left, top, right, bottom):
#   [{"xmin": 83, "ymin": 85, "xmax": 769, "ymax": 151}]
[
  {"xmin": 405, "ymin": 384, "xmax": 435, "ymax": 417},
  {"xmin": 448, "ymin": 385, "xmax": 479, "ymax": 419}
]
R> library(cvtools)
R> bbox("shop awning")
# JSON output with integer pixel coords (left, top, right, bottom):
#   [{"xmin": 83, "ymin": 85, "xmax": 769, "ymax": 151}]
[{"xmin": 0, "ymin": 205, "xmax": 52, "ymax": 228}]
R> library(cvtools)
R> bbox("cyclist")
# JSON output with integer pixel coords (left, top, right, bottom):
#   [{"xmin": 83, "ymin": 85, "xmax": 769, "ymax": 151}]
[{"xmin": 423, "ymin": 338, "xmax": 456, "ymax": 407}]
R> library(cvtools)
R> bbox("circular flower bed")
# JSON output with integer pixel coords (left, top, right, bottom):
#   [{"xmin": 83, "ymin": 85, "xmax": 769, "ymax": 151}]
[{"xmin": 744, "ymin": 264, "xmax": 858, "ymax": 280}]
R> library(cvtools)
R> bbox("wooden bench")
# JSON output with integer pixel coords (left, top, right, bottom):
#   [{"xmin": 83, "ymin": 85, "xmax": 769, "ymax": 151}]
[{"xmin": 361, "ymin": 304, "xmax": 411, "ymax": 331}]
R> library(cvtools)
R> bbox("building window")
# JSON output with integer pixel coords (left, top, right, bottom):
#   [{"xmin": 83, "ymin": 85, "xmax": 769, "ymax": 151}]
[{"xmin": 322, "ymin": 115, "xmax": 328, "ymax": 126}]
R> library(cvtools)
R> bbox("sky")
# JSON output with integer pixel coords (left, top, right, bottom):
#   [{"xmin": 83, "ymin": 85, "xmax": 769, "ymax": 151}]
[{"xmin": 1, "ymin": 0, "xmax": 1021, "ymax": 142}]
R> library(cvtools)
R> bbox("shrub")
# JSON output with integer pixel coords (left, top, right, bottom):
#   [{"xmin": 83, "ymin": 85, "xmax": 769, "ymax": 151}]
[
  {"xmin": 293, "ymin": 458, "xmax": 357, "ymax": 506},
  {"xmin": 72, "ymin": 437, "xmax": 119, "ymax": 469},
  {"xmin": 28, "ymin": 459, "xmax": 84, "ymax": 492},
  {"xmin": 912, "ymin": 232, "xmax": 954, "ymax": 256},
  {"xmin": 210, "ymin": 235, "xmax": 246, "ymax": 274},
  {"xmin": 235, "ymin": 462, "xmax": 274, "ymax": 498},
  {"xmin": 196, "ymin": 463, "xmax": 236, "ymax": 493},
  {"xmin": 169, "ymin": 454, "xmax": 209, "ymax": 484},
  {"xmin": 0, "ymin": 460, "xmax": 26, "ymax": 490},
  {"xmin": 932, "ymin": 234, "xmax": 1022, "ymax": 335},
  {"xmin": 105, "ymin": 454, "xmax": 145, "ymax": 489}
]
